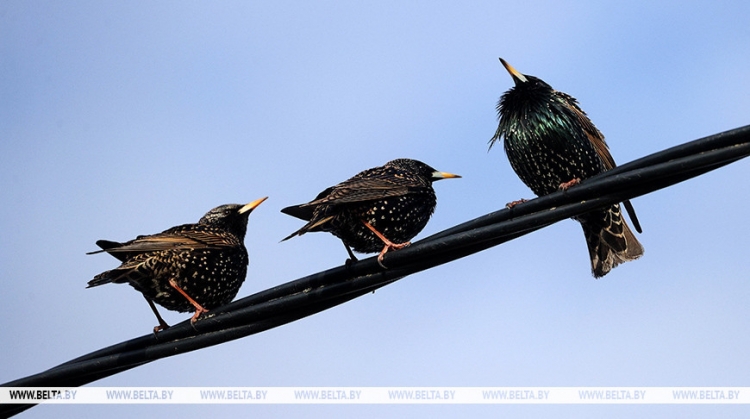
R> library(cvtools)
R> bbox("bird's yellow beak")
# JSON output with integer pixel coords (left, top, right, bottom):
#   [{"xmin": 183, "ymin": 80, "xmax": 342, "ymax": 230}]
[
  {"xmin": 500, "ymin": 58, "xmax": 528, "ymax": 84},
  {"xmin": 432, "ymin": 171, "xmax": 461, "ymax": 180},
  {"xmin": 239, "ymin": 196, "xmax": 268, "ymax": 214}
]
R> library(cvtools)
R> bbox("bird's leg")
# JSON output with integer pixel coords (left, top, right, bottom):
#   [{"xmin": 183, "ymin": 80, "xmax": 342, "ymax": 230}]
[
  {"xmin": 505, "ymin": 198, "xmax": 528, "ymax": 209},
  {"xmin": 559, "ymin": 178, "xmax": 581, "ymax": 190},
  {"xmin": 143, "ymin": 295, "xmax": 170, "ymax": 333},
  {"xmin": 360, "ymin": 220, "xmax": 410, "ymax": 269},
  {"xmin": 342, "ymin": 241, "xmax": 358, "ymax": 263},
  {"xmin": 342, "ymin": 241, "xmax": 360, "ymax": 275},
  {"xmin": 168, "ymin": 279, "xmax": 209, "ymax": 324}
]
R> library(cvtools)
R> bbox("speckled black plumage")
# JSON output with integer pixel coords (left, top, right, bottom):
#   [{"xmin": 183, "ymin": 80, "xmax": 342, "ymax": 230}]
[
  {"xmin": 490, "ymin": 58, "xmax": 643, "ymax": 277},
  {"xmin": 88, "ymin": 198, "xmax": 266, "ymax": 330},
  {"xmin": 281, "ymin": 159, "xmax": 459, "ymax": 265}
]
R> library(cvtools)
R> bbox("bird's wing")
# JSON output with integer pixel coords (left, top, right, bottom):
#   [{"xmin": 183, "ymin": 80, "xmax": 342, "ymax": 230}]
[
  {"xmin": 303, "ymin": 175, "xmax": 425, "ymax": 207},
  {"xmin": 280, "ymin": 168, "xmax": 428, "ymax": 238},
  {"xmin": 570, "ymin": 100, "xmax": 642, "ymax": 233},
  {"xmin": 88, "ymin": 227, "xmax": 239, "ymax": 287},
  {"xmin": 570, "ymin": 104, "xmax": 616, "ymax": 170},
  {"xmin": 96, "ymin": 228, "xmax": 235, "ymax": 256}
]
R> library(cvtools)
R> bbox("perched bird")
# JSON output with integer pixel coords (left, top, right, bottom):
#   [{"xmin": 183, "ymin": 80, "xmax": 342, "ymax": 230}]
[
  {"xmin": 490, "ymin": 58, "xmax": 643, "ymax": 278},
  {"xmin": 281, "ymin": 159, "xmax": 460, "ymax": 267},
  {"xmin": 88, "ymin": 197, "xmax": 267, "ymax": 331}
]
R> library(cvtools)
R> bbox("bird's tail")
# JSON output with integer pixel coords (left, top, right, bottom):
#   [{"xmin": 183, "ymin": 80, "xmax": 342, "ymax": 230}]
[
  {"xmin": 280, "ymin": 216, "xmax": 334, "ymax": 242},
  {"xmin": 87, "ymin": 239, "xmax": 129, "ymax": 287},
  {"xmin": 87, "ymin": 271, "xmax": 116, "ymax": 288},
  {"xmin": 577, "ymin": 204, "xmax": 644, "ymax": 278}
]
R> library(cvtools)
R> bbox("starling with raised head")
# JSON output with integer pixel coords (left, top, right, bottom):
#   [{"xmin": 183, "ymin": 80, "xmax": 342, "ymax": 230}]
[
  {"xmin": 88, "ymin": 197, "xmax": 267, "ymax": 331},
  {"xmin": 490, "ymin": 58, "xmax": 643, "ymax": 278},
  {"xmin": 281, "ymin": 159, "xmax": 460, "ymax": 267}
]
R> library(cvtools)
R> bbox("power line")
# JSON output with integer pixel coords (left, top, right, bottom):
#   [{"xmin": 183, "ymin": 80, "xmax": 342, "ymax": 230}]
[{"xmin": 2, "ymin": 124, "xmax": 749, "ymax": 418}]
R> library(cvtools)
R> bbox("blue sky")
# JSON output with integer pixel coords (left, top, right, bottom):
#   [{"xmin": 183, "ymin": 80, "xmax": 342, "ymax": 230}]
[{"xmin": 1, "ymin": 1, "xmax": 749, "ymax": 417}]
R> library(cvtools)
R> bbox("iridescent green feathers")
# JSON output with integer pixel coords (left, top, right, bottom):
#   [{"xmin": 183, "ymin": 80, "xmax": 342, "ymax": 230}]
[{"xmin": 491, "ymin": 58, "xmax": 643, "ymax": 277}]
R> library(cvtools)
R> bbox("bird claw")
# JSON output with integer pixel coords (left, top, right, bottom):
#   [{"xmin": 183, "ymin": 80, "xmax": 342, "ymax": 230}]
[
  {"xmin": 152, "ymin": 321, "xmax": 170, "ymax": 334},
  {"xmin": 377, "ymin": 241, "xmax": 410, "ymax": 269},
  {"xmin": 559, "ymin": 178, "xmax": 581, "ymax": 190},
  {"xmin": 506, "ymin": 198, "xmax": 528, "ymax": 209},
  {"xmin": 360, "ymin": 220, "xmax": 411, "ymax": 269},
  {"xmin": 190, "ymin": 307, "xmax": 209, "ymax": 325},
  {"xmin": 188, "ymin": 308, "xmax": 209, "ymax": 332},
  {"xmin": 389, "ymin": 241, "xmax": 411, "ymax": 251},
  {"xmin": 168, "ymin": 278, "xmax": 209, "ymax": 327}
]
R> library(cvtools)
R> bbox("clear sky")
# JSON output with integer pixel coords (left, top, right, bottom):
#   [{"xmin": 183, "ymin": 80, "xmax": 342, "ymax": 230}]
[{"xmin": 1, "ymin": 1, "xmax": 749, "ymax": 417}]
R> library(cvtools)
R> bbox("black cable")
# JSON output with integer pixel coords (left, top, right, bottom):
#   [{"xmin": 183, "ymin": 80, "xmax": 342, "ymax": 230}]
[{"xmin": 2, "ymin": 124, "xmax": 749, "ymax": 418}]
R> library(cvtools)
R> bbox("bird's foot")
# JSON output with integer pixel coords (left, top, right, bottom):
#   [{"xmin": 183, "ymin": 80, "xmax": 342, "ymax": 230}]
[
  {"xmin": 341, "ymin": 242, "xmax": 360, "ymax": 274},
  {"xmin": 168, "ymin": 278, "xmax": 209, "ymax": 325},
  {"xmin": 144, "ymin": 296, "xmax": 170, "ymax": 334},
  {"xmin": 559, "ymin": 178, "xmax": 581, "ymax": 190},
  {"xmin": 505, "ymin": 198, "xmax": 528, "ymax": 209},
  {"xmin": 377, "ymin": 241, "xmax": 411, "ymax": 269},
  {"xmin": 152, "ymin": 320, "xmax": 170, "ymax": 334},
  {"xmin": 344, "ymin": 256, "xmax": 359, "ymax": 276},
  {"xmin": 190, "ymin": 306, "xmax": 209, "ymax": 325},
  {"xmin": 360, "ymin": 220, "xmax": 410, "ymax": 269}
]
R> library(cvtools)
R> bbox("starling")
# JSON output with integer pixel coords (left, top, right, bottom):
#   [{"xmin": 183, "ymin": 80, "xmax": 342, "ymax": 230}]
[
  {"xmin": 281, "ymin": 159, "xmax": 460, "ymax": 268},
  {"xmin": 87, "ymin": 197, "xmax": 267, "ymax": 331},
  {"xmin": 490, "ymin": 58, "xmax": 643, "ymax": 278}
]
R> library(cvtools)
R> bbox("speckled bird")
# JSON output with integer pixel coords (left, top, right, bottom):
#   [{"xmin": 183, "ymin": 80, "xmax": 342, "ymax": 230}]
[
  {"xmin": 490, "ymin": 58, "xmax": 643, "ymax": 278},
  {"xmin": 87, "ymin": 197, "xmax": 267, "ymax": 331},
  {"xmin": 281, "ymin": 159, "xmax": 460, "ymax": 267}
]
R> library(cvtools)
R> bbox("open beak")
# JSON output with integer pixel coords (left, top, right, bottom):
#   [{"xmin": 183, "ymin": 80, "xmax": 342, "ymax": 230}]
[
  {"xmin": 499, "ymin": 58, "xmax": 528, "ymax": 84},
  {"xmin": 238, "ymin": 196, "xmax": 268, "ymax": 214}
]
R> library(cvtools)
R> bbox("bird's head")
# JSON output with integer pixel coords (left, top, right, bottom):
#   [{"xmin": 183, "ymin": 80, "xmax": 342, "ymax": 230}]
[
  {"xmin": 489, "ymin": 58, "xmax": 558, "ymax": 149},
  {"xmin": 199, "ymin": 197, "xmax": 268, "ymax": 238},
  {"xmin": 385, "ymin": 159, "xmax": 461, "ymax": 183},
  {"xmin": 499, "ymin": 58, "xmax": 553, "ymax": 93}
]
